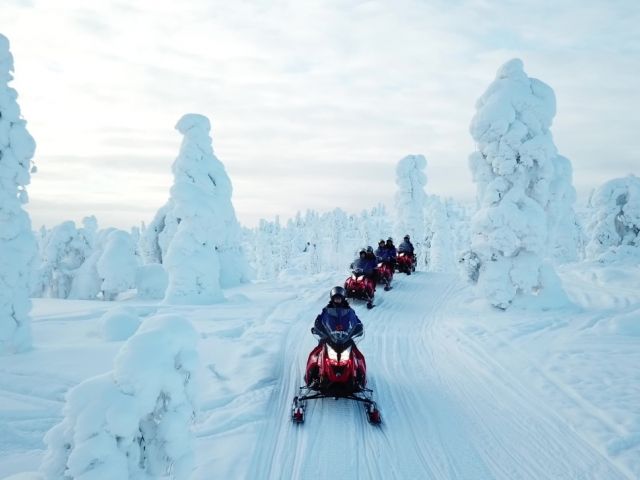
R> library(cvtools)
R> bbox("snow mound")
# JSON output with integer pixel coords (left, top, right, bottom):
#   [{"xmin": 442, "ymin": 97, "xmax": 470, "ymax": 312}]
[
  {"xmin": 41, "ymin": 314, "xmax": 199, "ymax": 479},
  {"xmin": 610, "ymin": 311, "xmax": 640, "ymax": 337},
  {"xmin": 100, "ymin": 307, "xmax": 141, "ymax": 341}
]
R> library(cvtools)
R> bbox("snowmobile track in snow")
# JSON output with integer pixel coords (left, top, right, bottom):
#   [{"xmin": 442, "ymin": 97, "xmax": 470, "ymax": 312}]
[{"xmin": 247, "ymin": 272, "xmax": 629, "ymax": 480}]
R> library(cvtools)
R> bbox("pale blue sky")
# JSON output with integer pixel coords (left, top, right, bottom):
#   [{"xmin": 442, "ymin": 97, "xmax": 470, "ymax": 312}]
[{"xmin": 3, "ymin": 0, "xmax": 639, "ymax": 228}]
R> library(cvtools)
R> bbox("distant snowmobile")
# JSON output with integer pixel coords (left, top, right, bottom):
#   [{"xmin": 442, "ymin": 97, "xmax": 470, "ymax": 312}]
[
  {"xmin": 396, "ymin": 252, "xmax": 416, "ymax": 275},
  {"xmin": 291, "ymin": 318, "xmax": 382, "ymax": 425},
  {"xmin": 375, "ymin": 261, "xmax": 394, "ymax": 291},
  {"xmin": 344, "ymin": 267, "xmax": 376, "ymax": 309}
]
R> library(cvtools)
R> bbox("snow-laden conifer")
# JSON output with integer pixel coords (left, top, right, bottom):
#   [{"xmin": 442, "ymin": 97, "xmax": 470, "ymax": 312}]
[
  {"xmin": 34, "ymin": 221, "xmax": 94, "ymax": 299},
  {"xmin": 586, "ymin": 175, "xmax": 640, "ymax": 263},
  {"xmin": 246, "ymin": 206, "xmax": 392, "ymax": 279},
  {"xmin": 0, "ymin": 34, "xmax": 37, "ymax": 354},
  {"xmin": 547, "ymin": 155, "xmax": 580, "ymax": 262},
  {"xmin": 144, "ymin": 114, "xmax": 248, "ymax": 303},
  {"xmin": 394, "ymin": 154, "xmax": 427, "ymax": 267},
  {"xmin": 424, "ymin": 197, "xmax": 454, "ymax": 272},
  {"xmin": 468, "ymin": 59, "xmax": 572, "ymax": 309},
  {"xmin": 41, "ymin": 314, "xmax": 199, "ymax": 480},
  {"xmin": 97, "ymin": 230, "xmax": 138, "ymax": 300}
]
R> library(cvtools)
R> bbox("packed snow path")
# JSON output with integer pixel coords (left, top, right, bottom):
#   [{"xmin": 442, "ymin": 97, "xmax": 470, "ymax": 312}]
[{"xmin": 247, "ymin": 272, "xmax": 628, "ymax": 479}]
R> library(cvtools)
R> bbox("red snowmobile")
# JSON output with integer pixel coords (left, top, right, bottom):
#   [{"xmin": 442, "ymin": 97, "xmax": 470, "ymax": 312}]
[
  {"xmin": 344, "ymin": 268, "xmax": 376, "ymax": 309},
  {"xmin": 375, "ymin": 261, "xmax": 394, "ymax": 291},
  {"xmin": 291, "ymin": 323, "xmax": 381, "ymax": 425},
  {"xmin": 396, "ymin": 252, "xmax": 416, "ymax": 275}
]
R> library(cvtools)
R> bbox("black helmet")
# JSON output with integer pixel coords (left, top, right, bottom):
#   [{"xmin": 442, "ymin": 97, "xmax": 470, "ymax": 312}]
[
  {"xmin": 378, "ymin": 239, "xmax": 385, "ymax": 246},
  {"xmin": 387, "ymin": 237, "xmax": 393, "ymax": 243},
  {"xmin": 404, "ymin": 234, "xmax": 410, "ymax": 240},
  {"xmin": 366, "ymin": 246, "xmax": 374, "ymax": 254},
  {"xmin": 330, "ymin": 286, "xmax": 346, "ymax": 301},
  {"xmin": 359, "ymin": 249, "xmax": 366, "ymax": 255}
]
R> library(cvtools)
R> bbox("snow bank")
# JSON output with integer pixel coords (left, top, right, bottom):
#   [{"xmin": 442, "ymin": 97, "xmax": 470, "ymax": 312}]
[
  {"xmin": 0, "ymin": 34, "xmax": 38, "ymax": 354},
  {"xmin": 100, "ymin": 307, "xmax": 141, "ymax": 341},
  {"xmin": 467, "ymin": 58, "xmax": 572, "ymax": 309},
  {"xmin": 585, "ymin": 175, "xmax": 640, "ymax": 264},
  {"xmin": 41, "ymin": 314, "xmax": 199, "ymax": 479}
]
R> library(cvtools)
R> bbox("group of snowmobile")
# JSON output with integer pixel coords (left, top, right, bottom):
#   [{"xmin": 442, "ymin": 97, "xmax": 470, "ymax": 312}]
[{"xmin": 291, "ymin": 235, "xmax": 417, "ymax": 426}]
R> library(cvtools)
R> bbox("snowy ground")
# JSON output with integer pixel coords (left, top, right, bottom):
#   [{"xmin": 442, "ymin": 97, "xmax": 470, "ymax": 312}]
[{"xmin": 1, "ymin": 265, "xmax": 638, "ymax": 479}]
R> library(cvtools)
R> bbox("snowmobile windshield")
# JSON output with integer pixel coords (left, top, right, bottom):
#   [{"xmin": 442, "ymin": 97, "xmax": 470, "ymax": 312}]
[{"xmin": 328, "ymin": 329, "xmax": 351, "ymax": 346}]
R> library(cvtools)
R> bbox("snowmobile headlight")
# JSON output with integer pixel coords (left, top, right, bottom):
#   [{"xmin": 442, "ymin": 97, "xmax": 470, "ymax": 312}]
[
  {"xmin": 327, "ymin": 344, "xmax": 351, "ymax": 364},
  {"xmin": 327, "ymin": 344, "xmax": 339, "ymax": 362},
  {"xmin": 339, "ymin": 345, "xmax": 352, "ymax": 363}
]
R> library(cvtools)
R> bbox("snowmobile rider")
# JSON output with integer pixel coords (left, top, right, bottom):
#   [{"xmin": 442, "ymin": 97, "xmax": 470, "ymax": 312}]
[
  {"xmin": 385, "ymin": 237, "xmax": 397, "ymax": 266},
  {"xmin": 312, "ymin": 286, "xmax": 363, "ymax": 343},
  {"xmin": 365, "ymin": 245, "xmax": 381, "ymax": 283},
  {"xmin": 351, "ymin": 248, "xmax": 376, "ymax": 279},
  {"xmin": 398, "ymin": 235, "xmax": 415, "ymax": 256},
  {"xmin": 375, "ymin": 240, "xmax": 389, "ymax": 262}
]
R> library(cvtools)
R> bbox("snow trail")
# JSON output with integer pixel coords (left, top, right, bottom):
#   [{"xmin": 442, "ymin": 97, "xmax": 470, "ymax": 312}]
[{"xmin": 248, "ymin": 272, "xmax": 628, "ymax": 479}]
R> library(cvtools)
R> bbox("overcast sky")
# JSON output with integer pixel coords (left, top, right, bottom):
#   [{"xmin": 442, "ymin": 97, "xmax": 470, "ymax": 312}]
[{"xmin": 3, "ymin": 0, "xmax": 639, "ymax": 229}]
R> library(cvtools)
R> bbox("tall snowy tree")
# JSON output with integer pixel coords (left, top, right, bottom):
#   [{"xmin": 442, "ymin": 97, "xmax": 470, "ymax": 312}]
[
  {"xmin": 468, "ymin": 59, "xmax": 571, "ymax": 309},
  {"xmin": 585, "ymin": 174, "xmax": 640, "ymax": 263},
  {"xmin": 161, "ymin": 114, "xmax": 250, "ymax": 303},
  {"xmin": 0, "ymin": 34, "xmax": 37, "ymax": 354},
  {"xmin": 394, "ymin": 154, "xmax": 427, "ymax": 269}
]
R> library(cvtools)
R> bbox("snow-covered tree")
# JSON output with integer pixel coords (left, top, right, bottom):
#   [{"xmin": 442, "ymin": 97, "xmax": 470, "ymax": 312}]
[
  {"xmin": 245, "ymin": 206, "xmax": 393, "ymax": 279},
  {"xmin": 140, "ymin": 203, "xmax": 173, "ymax": 265},
  {"xmin": 162, "ymin": 114, "xmax": 240, "ymax": 303},
  {"xmin": 585, "ymin": 175, "xmax": 640, "ymax": 263},
  {"xmin": 424, "ymin": 196, "xmax": 454, "ymax": 272},
  {"xmin": 467, "ymin": 58, "xmax": 571, "ymax": 309},
  {"xmin": 67, "ymin": 226, "xmax": 114, "ymax": 300},
  {"xmin": 97, "ymin": 230, "xmax": 138, "ymax": 300},
  {"xmin": 34, "ymin": 221, "xmax": 91, "ymax": 298},
  {"xmin": 547, "ymin": 155, "xmax": 580, "ymax": 262},
  {"xmin": 394, "ymin": 154, "xmax": 427, "ymax": 268},
  {"xmin": 41, "ymin": 314, "xmax": 199, "ymax": 480},
  {"xmin": 141, "ymin": 114, "xmax": 249, "ymax": 295},
  {"xmin": 0, "ymin": 34, "xmax": 37, "ymax": 354},
  {"xmin": 135, "ymin": 263, "xmax": 168, "ymax": 299}
]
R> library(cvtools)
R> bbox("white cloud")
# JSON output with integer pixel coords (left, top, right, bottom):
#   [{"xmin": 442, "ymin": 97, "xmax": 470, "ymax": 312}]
[{"xmin": 4, "ymin": 0, "xmax": 639, "ymax": 229}]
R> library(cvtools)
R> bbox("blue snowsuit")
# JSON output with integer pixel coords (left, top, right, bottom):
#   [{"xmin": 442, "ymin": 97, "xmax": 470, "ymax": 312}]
[
  {"xmin": 313, "ymin": 303, "xmax": 363, "ymax": 341},
  {"xmin": 375, "ymin": 246, "xmax": 389, "ymax": 262},
  {"xmin": 352, "ymin": 256, "xmax": 375, "ymax": 276},
  {"xmin": 386, "ymin": 245, "xmax": 397, "ymax": 260},
  {"xmin": 398, "ymin": 240, "xmax": 414, "ymax": 254}
]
